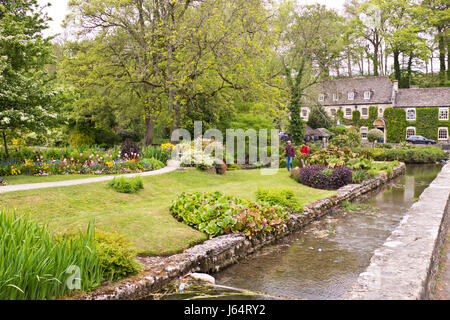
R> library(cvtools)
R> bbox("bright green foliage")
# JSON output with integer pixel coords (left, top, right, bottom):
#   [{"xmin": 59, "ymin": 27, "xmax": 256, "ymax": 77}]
[
  {"xmin": 170, "ymin": 191, "xmax": 290, "ymax": 239},
  {"xmin": 0, "ymin": 211, "xmax": 103, "ymax": 300},
  {"xmin": 416, "ymin": 108, "xmax": 439, "ymax": 140},
  {"xmin": 374, "ymin": 145, "xmax": 446, "ymax": 163},
  {"xmin": 255, "ymin": 188, "xmax": 303, "ymax": 214},
  {"xmin": 352, "ymin": 169, "xmax": 369, "ymax": 183},
  {"xmin": 94, "ymin": 230, "xmax": 141, "ymax": 281},
  {"xmin": 368, "ymin": 129, "xmax": 385, "ymax": 144},
  {"xmin": 108, "ymin": 177, "xmax": 144, "ymax": 194},
  {"xmin": 329, "ymin": 127, "xmax": 361, "ymax": 148},
  {"xmin": 352, "ymin": 110, "xmax": 361, "ymax": 126},
  {"xmin": 384, "ymin": 108, "xmax": 407, "ymax": 143}
]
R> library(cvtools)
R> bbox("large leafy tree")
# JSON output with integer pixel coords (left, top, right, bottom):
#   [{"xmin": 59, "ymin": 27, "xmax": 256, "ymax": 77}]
[
  {"xmin": 0, "ymin": 0, "xmax": 63, "ymax": 157},
  {"xmin": 275, "ymin": 2, "xmax": 344, "ymax": 143},
  {"xmin": 66, "ymin": 0, "xmax": 278, "ymax": 145}
]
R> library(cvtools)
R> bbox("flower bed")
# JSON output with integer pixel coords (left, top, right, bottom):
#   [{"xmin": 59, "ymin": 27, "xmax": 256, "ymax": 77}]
[
  {"xmin": 170, "ymin": 191, "xmax": 290, "ymax": 239},
  {"xmin": 0, "ymin": 147, "xmax": 165, "ymax": 177},
  {"xmin": 291, "ymin": 165, "xmax": 353, "ymax": 190}
]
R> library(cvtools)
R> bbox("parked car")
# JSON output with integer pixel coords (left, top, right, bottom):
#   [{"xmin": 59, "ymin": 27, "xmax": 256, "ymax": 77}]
[{"xmin": 406, "ymin": 135, "xmax": 436, "ymax": 145}]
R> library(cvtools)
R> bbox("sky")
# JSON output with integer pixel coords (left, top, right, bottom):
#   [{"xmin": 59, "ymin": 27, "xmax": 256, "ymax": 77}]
[{"xmin": 39, "ymin": 0, "xmax": 347, "ymax": 37}]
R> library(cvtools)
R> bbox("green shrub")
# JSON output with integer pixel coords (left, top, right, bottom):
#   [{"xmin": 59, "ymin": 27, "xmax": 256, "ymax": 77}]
[
  {"xmin": 170, "ymin": 192, "xmax": 290, "ymax": 239},
  {"xmin": 68, "ymin": 130, "xmax": 95, "ymax": 148},
  {"xmin": 255, "ymin": 188, "xmax": 303, "ymax": 214},
  {"xmin": 94, "ymin": 230, "xmax": 141, "ymax": 281},
  {"xmin": 368, "ymin": 129, "xmax": 384, "ymax": 144},
  {"xmin": 141, "ymin": 146, "xmax": 169, "ymax": 165},
  {"xmin": 140, "ymin": 158, "xmax": 165, "ymax": 170},
  {"xmin": 108, "ymin": 177, "xmax": 144, "ymax": 193},
  {"xmin": 227, "ymin": 163, "xmax": 241, "ymax": 171},
  {"xmin": 352, "ymin": 169, "xmax": 368, "ymax": 183},
  {"xmin": 375, "ymin": 146, "xmax": 445, "ymax": 164},
  {"xmin": 330, "ymin": 127, "xmax": 361, "ymax": 148}
]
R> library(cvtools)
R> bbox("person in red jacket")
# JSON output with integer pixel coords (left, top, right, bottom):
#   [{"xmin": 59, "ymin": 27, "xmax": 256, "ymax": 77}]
[
  {"xmin": 285, "ymin": 141, "xmax": 295, "ymax": 172},
  {"xmin": 300, "ymin": 143, "xmax": 309, "ymax": 167}
]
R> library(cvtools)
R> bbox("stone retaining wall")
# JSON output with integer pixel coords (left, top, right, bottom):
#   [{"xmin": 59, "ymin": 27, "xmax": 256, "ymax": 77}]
[
  {"xmin": 344, "ymin": 162, "xmax": 450, "ymax": 300},
  {"xmin": 74, "ymin": 164, "xmax": 406, "ymax": 300}
]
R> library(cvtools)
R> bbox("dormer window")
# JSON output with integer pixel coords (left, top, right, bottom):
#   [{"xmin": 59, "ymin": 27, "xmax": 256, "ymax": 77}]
[
  {"xmin": 318, "ymin": 94, "xmax": 325, "ymax": 102},
  {"xmin": 348, "ymin": 92, "xmax": 355, "ymax": 101},
  {"xmin": 364, "ymin": 91, "xmax": 371, "ymax": 100},
  {"xmin": 333, "ymin": 93, "xmax": 339, "ymax": 102}
]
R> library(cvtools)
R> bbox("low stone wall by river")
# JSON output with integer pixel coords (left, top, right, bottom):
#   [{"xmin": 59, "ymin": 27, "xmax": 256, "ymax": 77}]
[
  {"xmin": 74, "ymin": 164, "xmax": 406, "ymax": 300},
  {"xmin": 344, "ymin": 162, "xmax": 450, "ymax": 300}
]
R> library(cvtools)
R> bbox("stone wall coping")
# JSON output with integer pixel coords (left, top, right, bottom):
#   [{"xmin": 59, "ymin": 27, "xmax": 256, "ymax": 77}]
[{"xmin": 344, "ymin": 163, "xmax": 450, "ymax": 300}]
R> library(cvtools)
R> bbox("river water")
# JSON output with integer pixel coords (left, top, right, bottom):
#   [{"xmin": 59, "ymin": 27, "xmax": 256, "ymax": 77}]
[{"xmin": 148, "ymin": 164, "xmax": 443, "ymax": 300}]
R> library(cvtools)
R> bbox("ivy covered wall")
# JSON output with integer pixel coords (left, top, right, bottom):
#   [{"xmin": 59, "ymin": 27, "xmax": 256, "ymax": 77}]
[
  {"xmin": 334, "ymin": 106, "xmax": 449, "ymax": 143},
  {"xmin": 383, "ymin": 108, "xmax": 449, "ymax": 143}
]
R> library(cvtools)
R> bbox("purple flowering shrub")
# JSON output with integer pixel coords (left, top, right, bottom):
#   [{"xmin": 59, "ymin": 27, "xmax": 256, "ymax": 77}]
[{"xmin": 292, "ymin": 165, "xmax": 353, "ymax": 190}]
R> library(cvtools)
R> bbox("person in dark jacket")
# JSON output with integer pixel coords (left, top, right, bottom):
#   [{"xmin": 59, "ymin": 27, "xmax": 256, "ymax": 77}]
[{"xmin": 285, "ymin": 141, "xmax": 295, "ymax": 172}]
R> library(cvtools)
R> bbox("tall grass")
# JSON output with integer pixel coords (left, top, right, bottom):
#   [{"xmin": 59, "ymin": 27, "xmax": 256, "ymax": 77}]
[
  {"xmin": 141, "ymin": 146, "xmax": 169, "ymax": 165},
  {"xmin": 0, "ymin": 211, "xmax": 103, "ymax": 300}
]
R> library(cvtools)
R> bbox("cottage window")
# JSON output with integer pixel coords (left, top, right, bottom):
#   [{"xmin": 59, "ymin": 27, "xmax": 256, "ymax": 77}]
[
  {"xmin": 361, "ymin": 108, "xmax": 368, "ymax": 117},
  {"xmin": 348, "ymin": 92, "xmax": 355, "ymax": 100},
  {"xmin": 302, "ymin": 109, "xmax": 308, "ymax": 118},
  {"xmin": 364, "ymin": 91, "xmax": 371, "ymax": 100},
  {"xmin": 438, "ymin": 127, "xmax": 448, "ymax": 141},
  {"xmin": 379, "ymin": 108, "xmax": 384, "ymax": 116},
  {"xmin": 406, "ymin": 108, "xmax": 416, "ymax": 121},
  {"xmin": 406, "ymin": 127, "xmax": 416, "ymax": 139},
  {"xmin": 439, "ymin": 108, "xmax": 449, "ymax": 121},
  {"xmin": 319, "ymin": 94, "xmax": 325, "ymax": 102},
  {"xmin": 360, "ymin": 127, "xmax": 368, "ymax": 140},
  {"xmin": 330, "ymin": 109, "xmax": 336, "ymax": 116},
  {"xmin": 345, "ymin": 108, "xmax": 352, "ymax": 117},
  {"xmin": 333, "ymin": 93, "xmax": 339, "ymax": 102}
]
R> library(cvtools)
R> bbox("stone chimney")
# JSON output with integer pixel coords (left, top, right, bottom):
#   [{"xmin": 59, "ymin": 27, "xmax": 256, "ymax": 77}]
[{"xmin": 393, "ymin": 80, "xmax": 399, "ymax": 93}]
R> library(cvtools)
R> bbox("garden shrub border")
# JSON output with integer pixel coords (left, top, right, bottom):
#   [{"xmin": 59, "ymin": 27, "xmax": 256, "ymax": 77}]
[{"xmin": 73, "ymin": 163, "xmax": 406, "ymax": 300}]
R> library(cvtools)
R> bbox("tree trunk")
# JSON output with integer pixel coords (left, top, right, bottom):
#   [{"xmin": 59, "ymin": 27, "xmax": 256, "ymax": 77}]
[
  {"xmin": 393, "ymin": 50, "xmax": 401, "ymax": 83},
  {"xmin": 347, "ymin": 50, "xmax": 352, "ymax": 77},
  {"xmin": 406, "ymin": 52, "xmax": 413, "ymax": 88},
  {"xmin": 438, "ymin": 27, "xmax": 446, "ymax": 85},
  {"xmin": 144, "ymin": 116, "xmax": 154, "ymax": 146},
  {"xmin": 2, "ymin": 130, "xmax": 8, "ymax": 158},
  {"xmin": 447, "ymin": 40, "xmax": 450, "ymax": 82}
]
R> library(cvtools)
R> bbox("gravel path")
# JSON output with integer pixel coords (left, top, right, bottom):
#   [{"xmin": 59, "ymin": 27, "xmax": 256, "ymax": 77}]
[{"xmin": 0, "ymin": 160, "xmax": 180, "ymax": 194}]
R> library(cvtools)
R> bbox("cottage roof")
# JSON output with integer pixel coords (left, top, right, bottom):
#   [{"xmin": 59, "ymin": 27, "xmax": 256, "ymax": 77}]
[
  {"xmin": 315, "ymin": 76, "xmax": 393, "ymax": 106},
  {"xmin": 395, "ymin": 87, "xmax": 450, "ymax": 108}
]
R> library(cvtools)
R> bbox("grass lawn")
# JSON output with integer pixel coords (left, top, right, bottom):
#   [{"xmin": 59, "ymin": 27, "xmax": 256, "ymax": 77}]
[{"xmin": 0, "ymin": 169, "xmax": 334, "ymax": 256}]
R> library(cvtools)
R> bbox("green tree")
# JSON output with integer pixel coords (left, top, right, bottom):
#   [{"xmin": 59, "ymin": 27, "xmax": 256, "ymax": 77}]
[
  {"xmin": 308, "ymin": 105, "xmax": 332, "ymax": 129},
  {"xmin": 275, "ymin": 2, "xmax": 344, "ymax": 143},
  {"xmin": 0, "ymin": 0, "xmax": 63, "ymax": 157}
]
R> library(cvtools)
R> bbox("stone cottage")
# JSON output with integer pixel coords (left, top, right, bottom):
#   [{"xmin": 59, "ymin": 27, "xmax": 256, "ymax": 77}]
[{"xmin": 303, "ymin": 76, "xmax": 450, "ymax": 144}]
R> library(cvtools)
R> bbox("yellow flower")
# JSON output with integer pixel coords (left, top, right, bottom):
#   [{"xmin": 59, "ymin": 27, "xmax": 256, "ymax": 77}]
[{"xmin": 161, "ymin": 143, "xmax": 175, "ymax": 151}]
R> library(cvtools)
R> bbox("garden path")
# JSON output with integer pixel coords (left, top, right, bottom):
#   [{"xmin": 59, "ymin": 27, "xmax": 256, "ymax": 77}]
[{"xmin": 0, "ymin": 160, "xmax": 180, "ymax": 194}]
